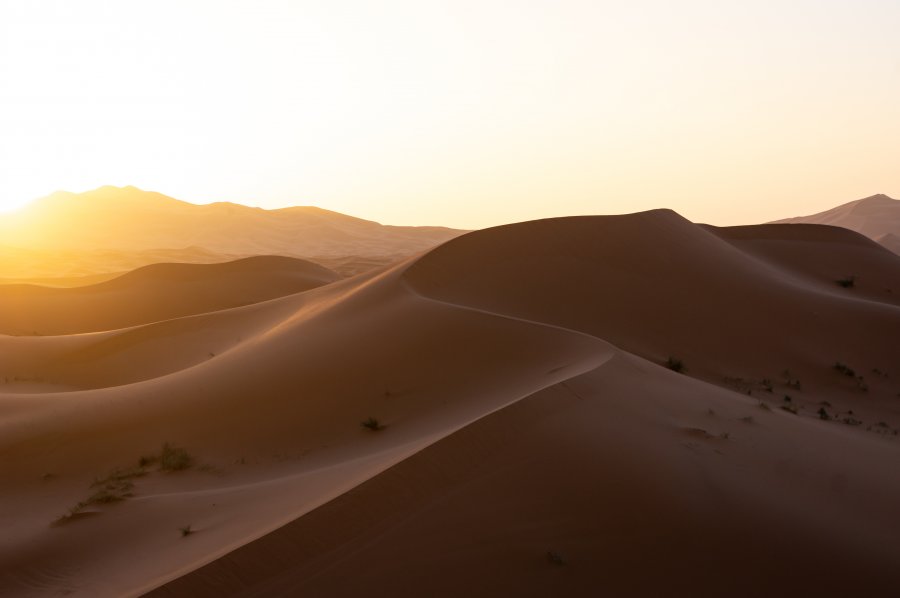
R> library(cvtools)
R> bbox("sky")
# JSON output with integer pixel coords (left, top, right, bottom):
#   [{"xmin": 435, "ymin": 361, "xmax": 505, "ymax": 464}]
[{"xmin": 0, "ymin": 0, "xmax": 898, "ymax": 228}]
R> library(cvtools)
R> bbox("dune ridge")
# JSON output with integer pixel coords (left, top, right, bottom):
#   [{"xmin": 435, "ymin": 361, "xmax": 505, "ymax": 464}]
[
  {"xmin": 0, "ymin": 256, "xmax": 340, "ymax": 336},
  {"xmin": 771, "ymin": 193, "xmax": 900, "ymax": 254},
  {"xmin": 2, "ymin": 211, "xmax": 899, "ymax": 597}
]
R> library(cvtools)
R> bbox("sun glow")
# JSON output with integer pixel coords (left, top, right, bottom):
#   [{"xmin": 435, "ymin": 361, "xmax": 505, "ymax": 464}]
[{"xmin": 1, "ymin": 1, "xmax": 899, "ymax": 226}]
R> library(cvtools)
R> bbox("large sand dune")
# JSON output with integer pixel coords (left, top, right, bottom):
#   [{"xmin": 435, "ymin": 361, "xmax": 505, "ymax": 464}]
[{"xmin": 1, "ymin": 211, "xmax": 899, "ymax": 597}]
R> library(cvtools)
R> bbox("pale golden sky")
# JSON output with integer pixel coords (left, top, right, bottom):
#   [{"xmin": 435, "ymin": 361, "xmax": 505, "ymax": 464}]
[{"xmin": 1, "ymin": 0, "xmax": 898, "ymax": 228}]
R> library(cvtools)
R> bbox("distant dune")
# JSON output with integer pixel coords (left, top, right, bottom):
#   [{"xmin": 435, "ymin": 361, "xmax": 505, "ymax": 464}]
[
  {"xmin": 0, "ymin": 186, "xmax": 465, "ymax": 279},
  {"xmin": 1, "ymin": 211, "xmax": 899, "ymax": 597},
  {"xmin": 771, "ymin": 193, "xmax": 900, "ymax": 254},
  {"xmin": 0, "ymin": 256, "xmax": 339, "ymax": 336}
]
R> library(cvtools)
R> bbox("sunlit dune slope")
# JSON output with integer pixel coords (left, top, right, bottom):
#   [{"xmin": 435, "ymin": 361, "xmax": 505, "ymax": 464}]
[
  {"xmin": 771, "ymin": 193, "xmax": 900, "ymax": 254},
  {"xmin": 1, "ymin": 211, "xmax": 899, "ymax": 597},
  {"xmin": 0, "ymin": 256, "xmax": 339, "ymax": 336},
  {"xmin": 876, "ymin": 232, "xmax": 900, "ymax": 255}
]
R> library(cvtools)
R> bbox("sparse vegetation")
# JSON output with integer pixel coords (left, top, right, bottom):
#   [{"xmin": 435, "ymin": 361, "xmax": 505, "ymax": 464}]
[
  {"xmin": 159, "ymin": 443, "xmax": 193, "ymax": 471},
  {"xmin": 781, "ymin": 370, "xmax": 802, "ymax": 390},
  {"xmin": 54, "ymin": 443, "xmax": 196, "ymax": 525},
  {"xmin": 818, "ymin": 407, "xmax": 830, "ymax": 420},
  {"xmin": 835, "ymin": 276, "xmax": 856, "ymax": 288},
  {"xmin": 361, "ymin": 417, "xmax": 383, "ymax": 431},
  {"xmin": 666, "ymin": 357, "xmax": 685, "ymax": 373},
  {"xmin": 834, "ymin": 362, "xmax": 856, "ymax": 377},
  {"xmin": 180, "ymin": 525, "xmax": 194, "ymax": 537},
  {"xmin": 833, "ymin": 362, "xmax": 868, "ymax": 391}
]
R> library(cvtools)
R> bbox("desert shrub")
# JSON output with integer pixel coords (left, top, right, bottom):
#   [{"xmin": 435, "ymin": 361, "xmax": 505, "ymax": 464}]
[
  {"xmin": 833, "ymin": 362, "xmax": 856, "ymax": 377},
  {"xmin": 818, "ymin": 407, "xmax": 830, "ymax": 420},
  {"xmin": 666, "ymin": 357, "xmax": 685, "ymax": 373},
  {"xmin": 835, "ymin": 276, "xmax": 856, "ymax": 288},
  {"xmin": 361, "ymin": 417, "xmax": 383, "ymax": 431},
  {"xmin": 159, "ymin": 443, "xmax": 193, "ymax": 471}
]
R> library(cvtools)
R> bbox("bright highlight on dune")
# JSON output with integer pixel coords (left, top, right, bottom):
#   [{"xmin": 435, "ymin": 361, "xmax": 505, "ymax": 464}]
[{"xmin": 2, "ymin": 1, "xmax": 900, "ymax": 597}]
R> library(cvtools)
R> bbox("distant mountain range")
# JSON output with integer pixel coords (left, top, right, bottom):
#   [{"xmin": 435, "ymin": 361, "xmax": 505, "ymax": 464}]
[
  {"xmin": 770, "ymin": 193, "xmax": 900, "ymax": 254},
  {"xmin": 3, "ymin": 187, "xmax": 896, "ymax": 282},
  {"xmin": 0, "ymin": 186, "xmax": 465, "ymax": 279}
]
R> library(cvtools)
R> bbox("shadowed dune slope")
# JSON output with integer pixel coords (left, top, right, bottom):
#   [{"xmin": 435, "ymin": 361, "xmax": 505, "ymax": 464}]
[
  {"xmin": 0, "ymin": 256, "xmax": 340, "ymax": 335},
  {"xmin": 405, "ymin": 212, "xmax": 900, "ymax": 412},
  {"xmin": 706, "ymin": 223, "xmax": 900, "ymax": 304}
]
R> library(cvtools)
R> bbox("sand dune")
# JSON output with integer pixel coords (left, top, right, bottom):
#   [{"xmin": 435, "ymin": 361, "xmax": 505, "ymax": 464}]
[
  {"xmin": 877, "ymin": 232, "xmax": 900, "ymax": 255},
  {"xmin": 771, "ymin": 193, "xmax": 900, "ymax": 254},
  {"xmin": 0, "ymin": 256, "xmax": 339, "ymax": 336},
  {"xmin": 2, "ymin": 211, "xmax": 899, "ymax": 597},
  {"xmin": 406, "ymin": 212, "xmax": 900, "ymax": 418}
]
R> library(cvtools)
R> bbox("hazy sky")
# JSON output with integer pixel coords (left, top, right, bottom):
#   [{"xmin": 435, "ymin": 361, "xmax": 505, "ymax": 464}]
[{"xmin": 1, "ymin": 0, "xmax": 898, "ymax": 227}]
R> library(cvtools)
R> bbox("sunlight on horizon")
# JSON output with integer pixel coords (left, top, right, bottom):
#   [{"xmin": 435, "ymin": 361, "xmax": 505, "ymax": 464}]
[{"xmin": 1, "ymin": 0, "xmax": 899, "ymax": 227}]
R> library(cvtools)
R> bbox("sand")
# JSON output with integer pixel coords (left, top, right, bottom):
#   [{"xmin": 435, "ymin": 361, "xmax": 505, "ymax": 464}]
[
  {"xmin": 771, "ymin": 193, "xmax": 900, "ymax": 254},
  {"xmin": 1, "ymin": 210, "xmax": 899, "ymax": 597}
]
